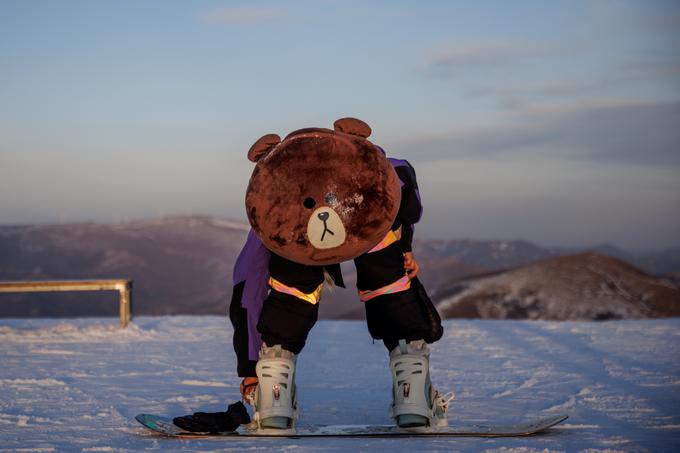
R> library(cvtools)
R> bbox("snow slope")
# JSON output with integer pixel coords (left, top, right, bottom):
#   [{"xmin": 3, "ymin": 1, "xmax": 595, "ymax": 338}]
[{"xmin": 1, "ymin": 316, "xmax": 678, "ymax": 452}]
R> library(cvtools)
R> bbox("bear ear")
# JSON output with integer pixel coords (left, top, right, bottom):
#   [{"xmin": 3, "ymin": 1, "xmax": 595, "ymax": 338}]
[
  {"xmin": 333, "ymin": 117, "xmax": 371, "ymax": 138},
  {"xmin": 248, "ymin": 134, "xmax": 281, "ymax": 162}
]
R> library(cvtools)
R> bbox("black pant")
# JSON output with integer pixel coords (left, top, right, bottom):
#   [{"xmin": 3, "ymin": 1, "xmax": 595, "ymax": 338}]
[{"xmin": 257, "ymin": 242, "xmax": 433, "ymax": 354}]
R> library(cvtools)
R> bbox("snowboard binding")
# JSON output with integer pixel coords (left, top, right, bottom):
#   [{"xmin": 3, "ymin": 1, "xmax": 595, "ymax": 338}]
[
  {"xmin": 389, "ymin": 339, "xmax": 454, "ymax": 428},
  {"xmin": 253, "ymin": 343, "xmax": 298, "ymax": 430}
]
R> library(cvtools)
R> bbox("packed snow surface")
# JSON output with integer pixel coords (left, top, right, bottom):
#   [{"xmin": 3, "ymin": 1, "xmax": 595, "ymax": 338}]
[{"xmin": 1, "ymin": 316, "xmax": 678, "ymax": 452}]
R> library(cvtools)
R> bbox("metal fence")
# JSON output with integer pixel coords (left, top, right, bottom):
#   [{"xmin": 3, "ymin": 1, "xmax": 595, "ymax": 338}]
[{"xmin": 0, "ymin": 279, "xmax": 133, "ymax": 327}]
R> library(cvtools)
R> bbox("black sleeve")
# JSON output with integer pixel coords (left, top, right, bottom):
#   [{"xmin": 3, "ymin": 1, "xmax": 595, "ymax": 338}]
[
  {"xmin": 229, "ymin": 281, "xmax": 257, "ymax": 377},
  {"xmin": 394, "ymin": 161, "xmax": 422, "ymax": 253},
  {"xmin": 401, "ymin": 224, "xmax": 415, "ymax": 253}
]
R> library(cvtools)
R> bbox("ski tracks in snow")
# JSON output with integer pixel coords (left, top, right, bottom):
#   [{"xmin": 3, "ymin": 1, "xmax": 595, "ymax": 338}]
[
  {"xmin": 475, "ymin": 320, "xmax": 680, "ymax": 451},
  {"xmin": 0, "ymin": 317, "xmax": 679, "ymax": 452}
]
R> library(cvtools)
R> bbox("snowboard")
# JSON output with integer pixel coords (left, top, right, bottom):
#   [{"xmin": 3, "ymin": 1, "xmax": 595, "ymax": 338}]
[{"xmin": 135, "ymin": 413, "xmax": 568, "ymax": 438}]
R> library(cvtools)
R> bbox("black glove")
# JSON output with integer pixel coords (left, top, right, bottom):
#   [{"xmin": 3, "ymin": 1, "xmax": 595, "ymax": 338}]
[{"xmin": 173, "ymin": 401, "xmax": 251, "ymax": 433}]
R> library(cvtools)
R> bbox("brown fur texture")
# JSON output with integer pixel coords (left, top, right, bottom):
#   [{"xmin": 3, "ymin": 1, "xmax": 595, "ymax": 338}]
[
  {"xmin": 248, "ymin": 134, "xmax": 281, "ymax": 162},
  {"xmin": 245, "ymin": 119, "xmax": 401, "ymax": 265},
  {"xmin": 333, "ymin": 117, "xmax": 371, "ymax": 138}
]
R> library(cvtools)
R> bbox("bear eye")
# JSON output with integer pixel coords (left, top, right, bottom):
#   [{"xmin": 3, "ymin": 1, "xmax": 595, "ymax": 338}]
[
  {"xmin": 303, "ymin": 197, "xmax": 316, "ymax": 209},
  {"xmin": 325, "ymin": 192, "xmax": 337, "ymax": 205}
]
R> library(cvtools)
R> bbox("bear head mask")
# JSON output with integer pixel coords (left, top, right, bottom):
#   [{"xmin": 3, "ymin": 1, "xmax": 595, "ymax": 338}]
[{"xmin": 245, "ymin": 117, "xmax": 401, "ymax": 265}]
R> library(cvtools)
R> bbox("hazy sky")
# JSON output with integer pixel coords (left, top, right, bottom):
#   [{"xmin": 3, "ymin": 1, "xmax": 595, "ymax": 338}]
[{"xmin": 1, "ymin": 1, "xmax": 679, "ymax": 252}]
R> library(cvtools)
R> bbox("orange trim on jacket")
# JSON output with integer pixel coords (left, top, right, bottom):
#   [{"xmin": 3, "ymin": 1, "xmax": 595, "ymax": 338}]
[
  {"xmin": 268, "ymin": 277, "xmax": 323, "ymax": 305},
  {"xmin": 358, "ymin": 274, "xmax": 411, "ymax": 302},
  {"xmin": 367, "ymin": 227, "xmax": 402, "ymax": 254}
]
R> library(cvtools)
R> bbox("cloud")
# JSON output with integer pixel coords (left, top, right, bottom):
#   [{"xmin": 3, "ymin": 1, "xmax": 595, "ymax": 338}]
[
  {"xmin": 198, "ymin": 5, "xmax": 286, "ymax": 25},
  {"xmin": 460, "ymin": 59, "xmax": 680, "ymax": 105},
  {"xmin": 631, "ymin": 5, "xmax": 680, "ymax": 36},
  {"xmin": 416, "ymin": 154, "xmax": 680, "ymax": 251},
  {"xmin": 391, "ymin": 100, "xmax": 680, "ymax": 166},
  {"xmin": 424, "ymin": 41, "xmax": 548, "ymax": 77}
]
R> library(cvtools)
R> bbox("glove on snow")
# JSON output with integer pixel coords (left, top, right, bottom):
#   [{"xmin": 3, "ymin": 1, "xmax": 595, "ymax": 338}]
[{"xmin": 173, "ymin": 401, "xmax": 251, "ymax": 433}]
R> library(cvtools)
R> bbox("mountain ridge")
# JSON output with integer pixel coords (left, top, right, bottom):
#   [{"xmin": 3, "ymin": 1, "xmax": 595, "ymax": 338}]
[
  {"xmin": 435, "ymin": 252, "xmax": 680, "ymax": 320},
  {"xmin": 0, "ymin": 216, "xmax": 678, "ymax": 319}
]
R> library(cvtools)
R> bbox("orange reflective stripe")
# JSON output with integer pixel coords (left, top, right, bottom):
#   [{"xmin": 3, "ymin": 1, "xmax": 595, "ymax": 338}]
[
  {"xmin": 268, "ymin": 277, "xmax": 323, "ymax": 305},
  {"xmin": 367, "ymin": 227, "xmax": 402, "ymax": 253},
  {"xmin": 358, "ymin": 275, "xmax": 411, "ymax": 302}
]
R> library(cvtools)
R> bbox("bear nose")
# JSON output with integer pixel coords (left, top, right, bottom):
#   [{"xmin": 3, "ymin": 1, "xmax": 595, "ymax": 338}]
[{"xmin": 317, "ymin": 212, "xmax": 329, "ymax": 221}]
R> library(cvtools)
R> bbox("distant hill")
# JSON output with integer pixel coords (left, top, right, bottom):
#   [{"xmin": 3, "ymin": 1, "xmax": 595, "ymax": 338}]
[
  {"xmin": 550, "ymin": 243, "xmax": 680, "ymax": 278},
  {"xmin": 435, "ymin": 252, "xmax": 680, "ymax": 320},
  {"xmin": 0, "ymin": 217, "xmax": 248, "ymax": 316},
  {"xmin": 412, "ymin": 239, "xmax": 553, "ymax": 298},
  {"xmin": 0, "ymin": 216, "xmax": 678, "ymax": 320}
]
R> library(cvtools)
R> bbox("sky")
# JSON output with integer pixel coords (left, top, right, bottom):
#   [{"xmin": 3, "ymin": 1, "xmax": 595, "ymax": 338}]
[{"xmin": 0, "ymin": 0, "xmax": 679, "ymax": 252}]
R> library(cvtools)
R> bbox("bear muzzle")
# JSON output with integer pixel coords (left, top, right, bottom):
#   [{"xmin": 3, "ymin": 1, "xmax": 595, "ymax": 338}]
[{"xmin": 306, "ymin": 207, "xmax": 347, "ymax": 250}]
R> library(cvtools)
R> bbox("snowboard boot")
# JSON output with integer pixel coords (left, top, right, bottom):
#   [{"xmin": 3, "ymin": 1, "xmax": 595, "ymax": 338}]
[
  {"xmin": 253, "ymin": 343, "xmax": 297, "ymax": 429},
  {"xmin": 389, "ymin": 339, "xmax": 454, "ymax": 428}
]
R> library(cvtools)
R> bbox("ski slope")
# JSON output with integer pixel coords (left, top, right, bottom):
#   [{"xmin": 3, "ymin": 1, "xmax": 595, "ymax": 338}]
[{"xmin": 1, "ymin": 316, "xmax": 678, "ymax": 452}]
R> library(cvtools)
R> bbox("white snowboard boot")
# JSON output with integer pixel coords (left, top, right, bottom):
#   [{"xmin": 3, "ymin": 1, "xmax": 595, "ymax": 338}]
[
  {"xmin": 389, "ymin": 339, "xmax": 454, "ymax": 428},
  {"xmin": 253, "ymin": 344, "xmax": 297, "ymax": 429}
]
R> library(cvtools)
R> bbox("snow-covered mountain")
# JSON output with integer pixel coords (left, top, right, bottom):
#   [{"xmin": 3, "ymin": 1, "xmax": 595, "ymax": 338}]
[
  {"xmin": 415, "ymin": 238, "xmax": 555, "ymax": 271},
  {"xmin": 436, "ymin": 252, "xmax": 680, "ymax": 320}
]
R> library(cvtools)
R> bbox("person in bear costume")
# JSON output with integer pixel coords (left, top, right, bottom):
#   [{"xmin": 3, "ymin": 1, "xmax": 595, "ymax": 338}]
[{"xmin": 174, "ymin": 118, "xmax": 449, "ymax": 433}]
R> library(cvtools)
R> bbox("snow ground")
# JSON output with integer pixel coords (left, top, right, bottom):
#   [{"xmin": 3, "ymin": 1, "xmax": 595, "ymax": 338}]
[{"xmin": 0, "ymin": 316, "xmax": 678, "ymax": 452}]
